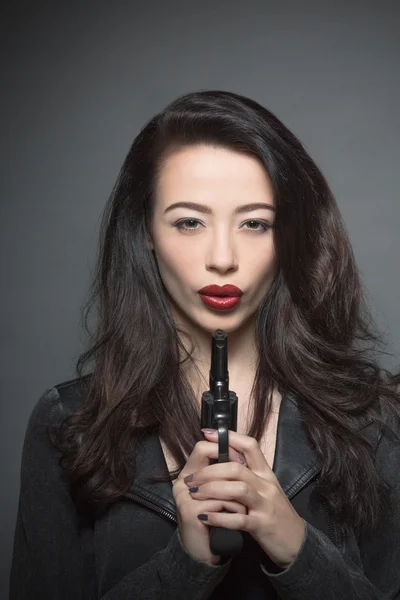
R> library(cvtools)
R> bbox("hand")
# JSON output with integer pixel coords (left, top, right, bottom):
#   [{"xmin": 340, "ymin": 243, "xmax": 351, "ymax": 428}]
[
  {"xmin": 183, "ymin": 429, "xmax": 306, "ymax": 570},
  {"xmin": 172, "ymin": 438, "xmax": 248, "ymax": 566}
]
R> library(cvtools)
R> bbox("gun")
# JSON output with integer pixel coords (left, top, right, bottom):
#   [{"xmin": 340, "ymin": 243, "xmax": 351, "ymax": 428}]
[{"xmin": 200, "ymin": 329, "xmax": 244, "ymax": 557}]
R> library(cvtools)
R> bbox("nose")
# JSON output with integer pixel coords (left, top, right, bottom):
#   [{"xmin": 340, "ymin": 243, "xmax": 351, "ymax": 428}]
[{"xmin": 205, "ymin": 232, "xmax": 238, "ymax": 274}]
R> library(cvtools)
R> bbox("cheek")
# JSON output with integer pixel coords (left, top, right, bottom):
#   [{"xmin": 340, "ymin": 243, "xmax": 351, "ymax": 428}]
[
  {"xmin": 167, "ymin": 236, "xmax": 203, "ymax": 263},
  {"xmin": 157, "ymin": 244, "xmax": 195, "ymax": 282},
  {"xmin": 249, "ymin": 241, "xmax": 276, "ymax": 271},
  {"xmin": 251, "ymin": 250, "xmax": 277, "ymax": 293}
]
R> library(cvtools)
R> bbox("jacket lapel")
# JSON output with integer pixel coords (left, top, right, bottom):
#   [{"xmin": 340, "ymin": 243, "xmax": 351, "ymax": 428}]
[
  {"xmin": 127, "ymin": 430, "xmax": 177, "ymax": 518},
  {"xmin": 126, "ymin": 390, "xmax": 375, "ymax": 519},
  {"xmin": 272, "ymin": 391, "xmax": 321, "ymax": 497}
]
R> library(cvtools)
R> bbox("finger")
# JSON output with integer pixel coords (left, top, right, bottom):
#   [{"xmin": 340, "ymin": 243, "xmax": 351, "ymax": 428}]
[
  {"xmin": 177, "ymin": 494, "xmax": 247, "ymax": 518},
  {"xmin": 201, "ymin": 429, "xmax": 270, "ymax": 473},
  {"xmin": 188, "ymin": 479, "xmax": 259, "ymax": 511},
  {"xmin": 178, "ymin": 440, "xmax": 247, "ymax": 483},
  {"xmin": 183, "ymin": 460, "xmax": 274, "ymax": 493},
  {"xmin": 196, "ymin": 509, "xmax": 252, "ymax": 533},
  {"xmin": 191, "ymin": 498, "xmax": 248, "ymax": 516}
]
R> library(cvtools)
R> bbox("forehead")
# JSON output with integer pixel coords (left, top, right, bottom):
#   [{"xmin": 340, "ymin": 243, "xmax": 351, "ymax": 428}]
[{"xmin": 155, "ymin": 144, "xmax": 274, "ymax": 203}]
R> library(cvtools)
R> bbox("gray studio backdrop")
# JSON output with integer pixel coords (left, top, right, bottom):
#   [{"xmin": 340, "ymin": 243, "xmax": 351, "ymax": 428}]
[{"xmin": 1, "ymin": 1, "xmax": 399, "ymax": 595}]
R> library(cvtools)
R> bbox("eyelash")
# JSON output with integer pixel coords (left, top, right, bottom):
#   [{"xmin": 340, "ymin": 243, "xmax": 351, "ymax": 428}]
[{"xmin": 173, "ymin": 219, "xmax": 273, "ymax": 234}]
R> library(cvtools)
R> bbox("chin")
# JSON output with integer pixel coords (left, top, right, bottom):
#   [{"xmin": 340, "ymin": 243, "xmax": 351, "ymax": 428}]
[{"xmin": 196, "ymin": 314, "xmax": 246, "ymax": 336}]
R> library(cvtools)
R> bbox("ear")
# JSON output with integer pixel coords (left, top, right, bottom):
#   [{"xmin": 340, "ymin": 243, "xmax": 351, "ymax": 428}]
[{"xmin": 146, "ymin": 235, "xmax": 155, "ymax": 252}]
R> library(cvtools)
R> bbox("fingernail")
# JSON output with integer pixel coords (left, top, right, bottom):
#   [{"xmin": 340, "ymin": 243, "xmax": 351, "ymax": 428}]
[
  {"xmin": 235, "ymin": 452, "xmax": 247, "ymax": 464},
  {"xmin": 201, "ymin": 428, "xmax": 217, "ymax": 435},
  {"xmin": 184, "ymin": 473, "xmax": 195, "ymax": 483},
  {"xmin": 189, "ymin": 486, "xmax": 199, "ymax": 493},
  {"xmin": 198, "ymin": 513, "xmax": 208, "ymax": 521}
]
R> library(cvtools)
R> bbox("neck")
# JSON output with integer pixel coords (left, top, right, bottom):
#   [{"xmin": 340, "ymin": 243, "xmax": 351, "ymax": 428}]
[{"xmin": 175, "ymin": 312, "xmax": 259, "ymax": 400}]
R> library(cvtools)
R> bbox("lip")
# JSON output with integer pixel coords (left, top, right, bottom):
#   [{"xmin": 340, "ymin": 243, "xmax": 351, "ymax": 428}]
[
  {"xmin": 199, "ymin": 295, "xmax": 241, "ymax": 310},
  {"xmin": 197, "ymin": 284, "xmax": 243, "ymax": 297}
]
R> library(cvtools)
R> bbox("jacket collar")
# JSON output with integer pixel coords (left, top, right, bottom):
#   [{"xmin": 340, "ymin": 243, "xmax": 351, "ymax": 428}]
[{"xmin": 127, "ymin": 390, "xmax": 375, "ymax": 517}]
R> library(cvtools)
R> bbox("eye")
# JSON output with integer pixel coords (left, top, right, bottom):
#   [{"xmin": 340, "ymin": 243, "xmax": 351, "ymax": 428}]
[
  {"xmin": 174, "ymin": 218, "xmax": 203, "ymax": 232},
  {"xmin": 173, "ymin": 219, "xmax": 273, "ymax": 233},
  {"xmin": 243, "ymin": 220, "xmax": 272, "ymax": 233}
]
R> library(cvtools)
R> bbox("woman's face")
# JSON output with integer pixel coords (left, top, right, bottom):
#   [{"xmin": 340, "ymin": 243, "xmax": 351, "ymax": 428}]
[{"xmin": 150, "ymin": 144, "xmax": 277, "ymax": 336}]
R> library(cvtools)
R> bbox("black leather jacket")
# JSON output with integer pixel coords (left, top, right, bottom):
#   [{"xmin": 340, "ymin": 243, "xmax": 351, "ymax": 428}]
[{"xmin": 9, "ymin": 375, "xmax": 400, "ymax": 599}]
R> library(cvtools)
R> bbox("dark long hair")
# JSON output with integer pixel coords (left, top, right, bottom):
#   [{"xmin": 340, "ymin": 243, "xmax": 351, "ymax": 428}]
[{"xmin": 52, "ymin": 90, "xmax": 400, "ymax": 534}]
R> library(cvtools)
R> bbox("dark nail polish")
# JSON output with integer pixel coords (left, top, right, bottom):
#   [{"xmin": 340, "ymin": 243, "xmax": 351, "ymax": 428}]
[
  {"xmin": 198, "ymin": 513, "xmax": 208, "ymax": 521},
  {"xmin": 184, "ymin": 473, "xmax": 195, "ymax": 483},
  {"xmin": 189, "ymin": 486, "xmax": 199, "ymax": 493}
]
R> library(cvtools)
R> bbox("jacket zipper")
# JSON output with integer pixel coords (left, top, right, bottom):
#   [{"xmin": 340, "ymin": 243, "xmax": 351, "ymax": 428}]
[
  {"xmin": 125, "ymin": 490, "xmax": 178, "ymax": 524},
  {"xmin": 320, "ymin": 495, "xmax": 339, "ymax": 546},
  {"xmin": 314, "ymin": 474, "xmax": 338, "ymax": 546}
]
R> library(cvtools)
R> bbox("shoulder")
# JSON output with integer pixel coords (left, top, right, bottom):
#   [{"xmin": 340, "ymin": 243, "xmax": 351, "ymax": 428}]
[
  {"xmin": 28, "ymin": 373, "xmax": 92, "ymax": 431},
  {"xmin": 375, "ymin": 395, "xmax": 400, "ymax": 447},
  {"xmin": 368, "ymin": 395, "xmax": 400, "ymax": 489}
]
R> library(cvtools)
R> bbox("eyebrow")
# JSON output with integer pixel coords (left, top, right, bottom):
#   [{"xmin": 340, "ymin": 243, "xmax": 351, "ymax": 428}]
[{"xmin": 164, "ymin": 201, "xmax": 276, "ymax": 215}]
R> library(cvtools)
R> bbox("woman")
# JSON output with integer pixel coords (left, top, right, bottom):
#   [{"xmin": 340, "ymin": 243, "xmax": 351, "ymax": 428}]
[{"xmin": 10, "ymin": 90, "xmax": 400, "ymax": 599}]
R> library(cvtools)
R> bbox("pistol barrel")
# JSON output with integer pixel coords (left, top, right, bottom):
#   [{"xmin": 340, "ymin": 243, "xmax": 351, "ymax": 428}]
[{"xmin": 209, "ymin": 329, "xmax": 229, "ymax": 400}]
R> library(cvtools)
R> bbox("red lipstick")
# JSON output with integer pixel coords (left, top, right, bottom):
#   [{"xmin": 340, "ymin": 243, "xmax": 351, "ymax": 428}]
[
  {"xmin": 198, "ymin": 284, "xmax": 243, "ymax": 311},
  {"xmin": 198, "ymin": 285, "xmax": 243, "ymax": 297}
]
